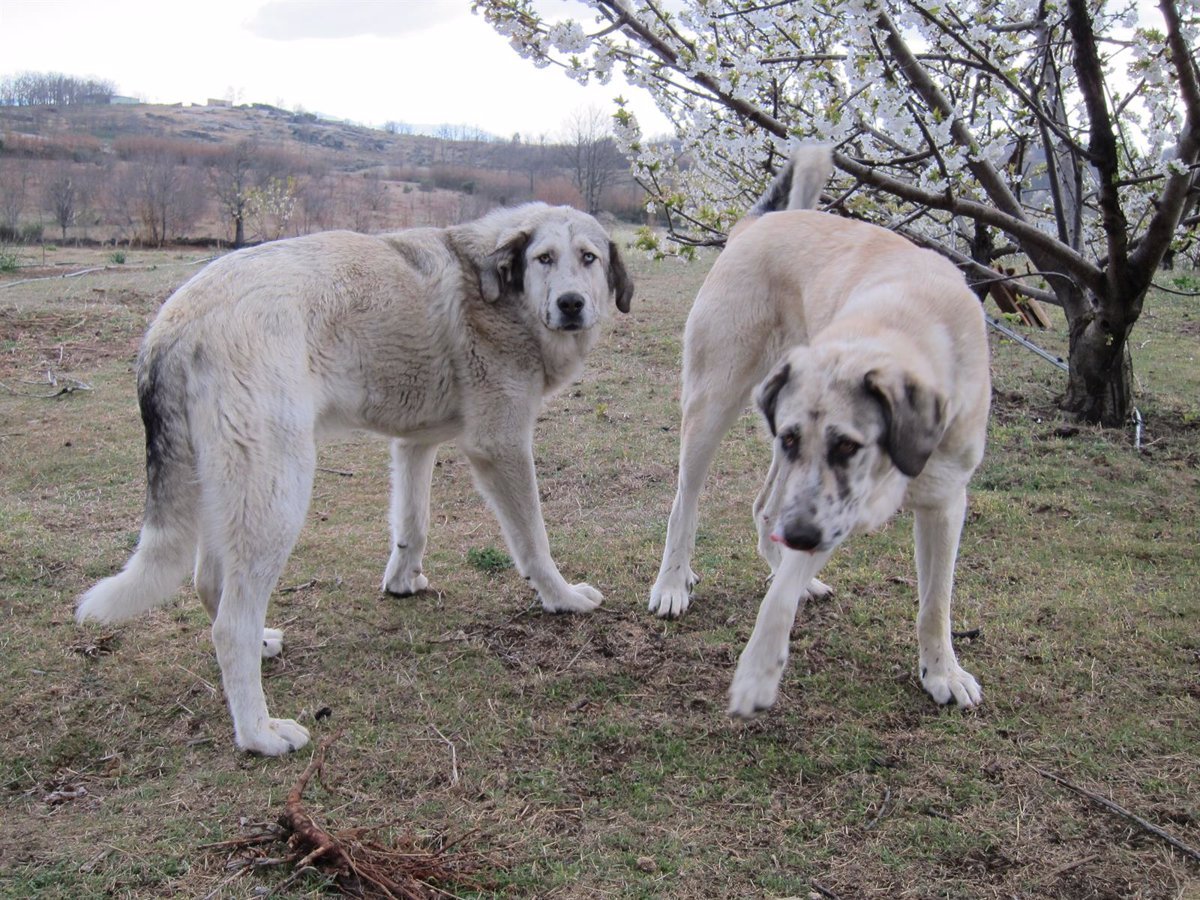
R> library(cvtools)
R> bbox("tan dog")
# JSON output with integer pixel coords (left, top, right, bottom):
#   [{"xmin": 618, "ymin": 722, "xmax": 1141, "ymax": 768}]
[
  {"xmin": 78, "ymin": 203, "xmax": 632, "ymax": 755},
  {"xmin": 649, "ymin": 146, "xmax": 990, "ymax": 716}
]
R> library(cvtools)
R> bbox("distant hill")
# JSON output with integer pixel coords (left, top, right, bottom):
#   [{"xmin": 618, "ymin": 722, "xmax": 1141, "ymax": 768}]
[{"xmin": 0, "ymin": 101, "xmax": 645, "ymax": 246}]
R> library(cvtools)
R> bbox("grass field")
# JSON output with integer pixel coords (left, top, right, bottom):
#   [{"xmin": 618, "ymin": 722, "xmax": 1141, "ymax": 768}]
[{"xmin": 1, "ymin": 240, "xmax": 1198, "ymax": 899}]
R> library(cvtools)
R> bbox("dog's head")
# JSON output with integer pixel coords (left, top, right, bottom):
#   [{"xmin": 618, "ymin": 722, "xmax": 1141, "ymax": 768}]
[
  {"xmin": 476, "ymin": 204, "xmax": 633, "ymax": 331},
  {"xmin": 756, "ymin": 344, "xmax": 947, "ymax": 553}
]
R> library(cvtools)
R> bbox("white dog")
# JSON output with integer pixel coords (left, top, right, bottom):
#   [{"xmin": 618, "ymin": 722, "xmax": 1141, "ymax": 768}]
[
  {"xmin": 649, "ymin": 147, "xmax": 990, "ymax": 717},
  {"xmin": 77, "ymin": 203, "xmax": 633, "ymax": 755}
]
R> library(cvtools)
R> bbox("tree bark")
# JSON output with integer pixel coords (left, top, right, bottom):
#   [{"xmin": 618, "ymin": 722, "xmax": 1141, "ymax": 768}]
[{"xmin": 1062, "ymin": 310, "xmax": 1134, "ymax": 427}]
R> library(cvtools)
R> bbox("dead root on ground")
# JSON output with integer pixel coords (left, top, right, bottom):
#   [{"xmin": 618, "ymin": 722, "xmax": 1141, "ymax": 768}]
[{"xmin": 205, "ymin": 728, "xmax": 495, "ymax": 898}]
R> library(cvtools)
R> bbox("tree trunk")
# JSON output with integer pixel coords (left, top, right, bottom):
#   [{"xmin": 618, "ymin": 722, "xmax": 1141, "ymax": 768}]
[
  {"xmin": 1061, "ymin": 310, "xmax": 1133, "ymax": 426},
  {"xmin": 234, "ymin": 210, "xmax": 245, "ymax": 248}
]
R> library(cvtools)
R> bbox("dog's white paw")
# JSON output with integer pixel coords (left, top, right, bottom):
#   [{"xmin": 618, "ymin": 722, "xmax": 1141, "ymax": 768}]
[
  {"xmin": 238, "ymin": 718, "xmax": 311, "ymax": 756},
  {"xmin": 649, "ymin": 568, "xmax": 697, "ymax": 618},
  {"xmin": 261, "ymin": 627, "xmax": 283, "ymax": 659},
  {"xmin": 383, "ymin": 563, "xmax": 429, "ymax": 597},
  {"xmin": 921, "ymin": 662, "xmax": 982, "ymax": 709},
  {"xmin": 727, "ymin": 650, "xmax": 787, "ymax": 718},
  {"xmin": 541, "ymin": 582, "xmax": 603, "ymax": 613},
  {"xmin": 806, "ymin": 577, "xmax": 832, "ymax": 600}
]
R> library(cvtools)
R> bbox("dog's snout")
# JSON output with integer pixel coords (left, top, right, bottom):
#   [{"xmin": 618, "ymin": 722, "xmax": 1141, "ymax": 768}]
[
  {"xmin": 777, "ymin": 520, "xmax": 822, "ymax": 552},
  {"xmin": 557, "ymin": 292, "xmax": 585, "ymax": 317}
]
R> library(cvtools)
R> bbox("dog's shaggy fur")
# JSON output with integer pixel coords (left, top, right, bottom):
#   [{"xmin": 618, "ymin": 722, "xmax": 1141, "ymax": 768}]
[
  {"xmin": 77, "ymin": 203, "xmax": 633, "ymax": 755},
  {"xmin": 648, "ymin": 146, "xmax": 990, "ymax": 716}
]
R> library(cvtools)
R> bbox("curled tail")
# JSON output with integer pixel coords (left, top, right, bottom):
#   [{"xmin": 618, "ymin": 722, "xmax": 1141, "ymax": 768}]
[
  {"xmin": 76, "ymin": 345, "xmax": 198, "ymax": 624},
  {"xmin": 748, "ymin": 144, "xmax": 834, "ymax": 217}
]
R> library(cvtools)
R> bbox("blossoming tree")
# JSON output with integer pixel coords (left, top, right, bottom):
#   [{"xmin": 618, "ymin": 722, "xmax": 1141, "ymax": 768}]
[{"xmin": 477, "ymin": 0, "xmax": 1199, "ymax": 426}]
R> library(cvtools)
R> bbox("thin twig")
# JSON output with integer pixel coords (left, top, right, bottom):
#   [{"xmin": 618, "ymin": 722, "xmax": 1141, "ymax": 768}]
[
  {"xmin": 1032, "ymin": 766, "xmax": 1200, "ymax": 864},
  {"xmin": 279, "ymin": 579, "xmax": 318, "ymax": 594},
  {"xmin": 1043, "ymin": 853, "xmax": 1099, "ymax": 883},
  {"xmin": 864, "ymin": 786, "xmax": 892, "ymax": 830},
  {"xmin": 430, "ymin": 725, "xmax": 460, "ymax": 788}
]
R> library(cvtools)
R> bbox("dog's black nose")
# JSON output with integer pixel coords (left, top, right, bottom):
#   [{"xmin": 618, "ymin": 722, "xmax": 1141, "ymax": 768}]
[
  {"xmin": 557, "ymin": 292, "xmax": 585, "ymax": 317},
  {"xmin": 781, "ymin": 520, "xmax": 822, "ymax": 552}
]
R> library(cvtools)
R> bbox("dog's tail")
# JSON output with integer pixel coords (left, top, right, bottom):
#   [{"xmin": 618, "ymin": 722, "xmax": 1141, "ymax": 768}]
[
  {"xmin": 76, "ymin": 345, "xmax": 198, "ymax": 624},
  {"xmin": 748, "ymin": 144, "xmax": 834, "ymax": 217}
]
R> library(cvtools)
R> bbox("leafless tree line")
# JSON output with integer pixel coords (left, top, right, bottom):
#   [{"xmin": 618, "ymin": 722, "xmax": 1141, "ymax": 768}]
[{"xmin": 0, "ymin": 72, "xmax": 117, "ymax": 107}]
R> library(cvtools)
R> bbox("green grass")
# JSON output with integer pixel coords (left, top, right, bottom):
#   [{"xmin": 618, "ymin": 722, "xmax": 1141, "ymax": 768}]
[{"xmin": 0, "ymin": 245, "xmax": 1197, "ymax": 898}]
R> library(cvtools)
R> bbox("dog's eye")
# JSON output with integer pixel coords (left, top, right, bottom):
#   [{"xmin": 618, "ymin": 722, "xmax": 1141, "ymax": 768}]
[
  {"xmin": 536, "ymin": 252, "xmax": 553, "ymax": 265},
  {"xmin": 780, "ymin": 431, "xmax": 800, "ymax": 457},
  {"xmin": 829, "ymin": 438, "xmax": 861, "ymax": 464},
  {"xmin": 581, "ymin": 251, "xmax": 597, "ymax": 265}
]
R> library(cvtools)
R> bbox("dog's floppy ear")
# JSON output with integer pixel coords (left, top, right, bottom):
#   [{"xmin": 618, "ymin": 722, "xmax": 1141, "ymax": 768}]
[
  {"xmin": 479, "ymin": 227, "xmax": 529, "ymax": 302},
  {"xmin": 863, "ymin": 368, "xmax": 947, "ymax": 477},
  {"xmin": 608, "ymin": 241, "xmax": 634, "ymax": 313},
  {"xmin": 756, "ymin": 358, "xmax": 793, "ymax": 437}
]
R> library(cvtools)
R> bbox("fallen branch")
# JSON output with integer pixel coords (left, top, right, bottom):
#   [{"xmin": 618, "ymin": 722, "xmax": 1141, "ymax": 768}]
[
  {"xmin": 1032, "ymin": 766, "xmax": 1200, "ymax": 864},
  {"xmin": 281, "ymin": 730, "xmax": 351, "ymax": 874},
  {"xmin": 267, "ymin": 727, "xmax": 488, "ymax": 898}
]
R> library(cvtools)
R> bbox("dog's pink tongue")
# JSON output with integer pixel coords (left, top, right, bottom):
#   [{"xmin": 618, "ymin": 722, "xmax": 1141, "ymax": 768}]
[{"xmin": 769, "ymin": 531, "xmax": 786, "ymax": 544}]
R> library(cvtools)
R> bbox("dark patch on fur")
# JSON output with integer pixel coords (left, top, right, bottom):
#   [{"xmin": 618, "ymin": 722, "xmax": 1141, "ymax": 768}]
[
  {"xmin": 863, "ymin": 370, "xmax": 945, "ymax": 478},
  {"xmin": 136, "ymin": 347, "xmax": 189, "ymax": 526},
  {"xmin": 608, "ymin": 241, "xmax": 634, "ymax": 313},
  {"xmin": 503, "ymin": 235, "xmax": 528, "ymax": 300},
  {"xmin": 756, "ymin": 362, "xmax": 792, "ymax": 436},
  {"xmin": 748, "ymin": 158, "xmax": 797, "ymax": 218},
  {"xmin": 832, "ymin": 456, "xmax": 853, "ymax": 501}
]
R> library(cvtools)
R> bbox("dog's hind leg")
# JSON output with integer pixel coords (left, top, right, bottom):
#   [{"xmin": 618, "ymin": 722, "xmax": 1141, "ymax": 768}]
[
  {"xmin": 197, "ymin": 540, "xmax": 283, "ymax": 659},
  {"xmin": 913, "ymin": 488, "xmax": 982, "ymax": 709},
  {"xmin": 728, "ymin": 548, "xmax": 831, "ymax": 717},
  {"xmin": 382, "ymin": 440, "xmax": 438, "ymax": 596},
  {"xmin": 204, "ymin": 438, "xmax": 314, "ymax": 756}
]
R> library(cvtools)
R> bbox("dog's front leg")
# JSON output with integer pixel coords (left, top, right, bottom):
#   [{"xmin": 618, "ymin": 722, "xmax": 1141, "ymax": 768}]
[
  {"xmin": 750, "ymin": 450, "xmax": 835, "ymax": 600},
  {"xmin": 728, "ymin": 549, "xmax": 830, "ymax": 717},
  {"xmin": 464, "ymin": 440, "xmax": 601, "ymax": 613},
  {"xmin": 383, "ymin": 440, "xmax": 438, "ymax": 596},
  {"xmin": 913, "ymin": 489, "xmax": 982, "ymax": 708}
]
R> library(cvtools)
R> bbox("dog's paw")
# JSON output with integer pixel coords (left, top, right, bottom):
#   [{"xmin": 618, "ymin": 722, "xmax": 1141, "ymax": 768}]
[
  {"xmin": 383, "ymin": 568, "xmax": 429, "ymax": 597},
  {"xmin": 261, "ymin": 627, "xmax": 283, "ymax": 659},
  {"xmin": 727, "ymin": 652, "xmax": 786, "ymax": 718},
  {"xmin": 542, "ymin": 582, "xmax": 603, "ymax": 613},
  {"xmin": 921, "ymin": 662, "xmax": 983, "ymax": 709},
  {"xmin": 807, "ymin": 577, "xmax": 832, "ymax": 600},
  {"xmin": 649, "ymin": 568, "xmax": 697, "ymax": 618},
  {"xmin": 238, "ymin": 718, "xmax": 311, "ymax": 756}
]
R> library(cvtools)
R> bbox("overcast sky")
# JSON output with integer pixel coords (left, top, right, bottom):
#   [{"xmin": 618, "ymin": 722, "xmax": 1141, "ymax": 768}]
[{"xmin": 0, "ymin": 0, "xmax": 672, "ymax": 139}]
